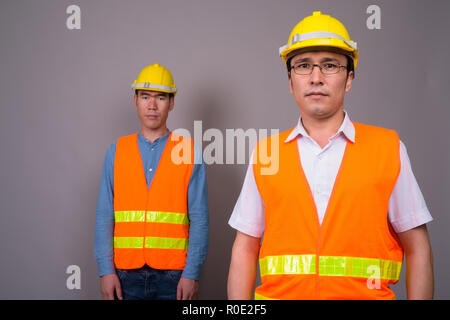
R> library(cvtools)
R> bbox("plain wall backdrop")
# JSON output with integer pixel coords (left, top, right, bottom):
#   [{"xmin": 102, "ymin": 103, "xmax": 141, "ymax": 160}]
[{"xmin": 0, "ymin": 0, "xmax": 449, "ymax": 299}]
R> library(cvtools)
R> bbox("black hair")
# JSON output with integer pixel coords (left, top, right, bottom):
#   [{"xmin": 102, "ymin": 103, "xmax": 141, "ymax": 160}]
[
  {"xmin": 135, "ymin": 89, "xmax": 174, "ymax": 98},
  {"xmin": 346, "ymin": 55, "xmax": 355, "ymax": 76}
]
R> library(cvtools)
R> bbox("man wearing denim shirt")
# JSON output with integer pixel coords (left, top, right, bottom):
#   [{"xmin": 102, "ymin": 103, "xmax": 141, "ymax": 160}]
[{"xmin": 95, "ymin": 64, "xmax": 209, "ymax": 300}]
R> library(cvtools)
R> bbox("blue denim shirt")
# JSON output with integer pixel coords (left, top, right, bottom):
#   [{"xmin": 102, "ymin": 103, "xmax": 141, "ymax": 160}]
[{"xmin": 94, "ymin": 131, "xmax": 209, "ymax": 280}]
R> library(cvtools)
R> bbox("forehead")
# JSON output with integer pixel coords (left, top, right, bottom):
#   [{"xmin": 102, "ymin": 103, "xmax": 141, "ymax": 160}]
[
  {"xmin": 137, "ymin": 90, "xmax": 169, "ymax": 97},
  {"xmin": 290, "ymin": 51, "xmax": 347, "ymax": 64}
]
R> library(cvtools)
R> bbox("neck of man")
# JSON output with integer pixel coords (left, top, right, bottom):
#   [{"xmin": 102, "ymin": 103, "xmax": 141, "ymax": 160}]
[
  {"xmin": 140, "ymin": 126, "xmax": 170, "ymax": 144},
  {"xmin": 300, "ymin": 108, "xmax": 345, "ymax": 149}
]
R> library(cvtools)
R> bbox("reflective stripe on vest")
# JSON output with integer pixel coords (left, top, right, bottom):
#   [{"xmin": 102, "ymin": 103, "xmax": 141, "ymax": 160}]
[
  {"xmin": 114, "ymin": 236, "xmax": 189, "ymax": 250},
  {"xmin": 114, "ymin": 211, "xmax": 189, "ymax": 225},
  {"xmin": 259, "ymin": 254, "xmax": 402, "ymax": 280},
  {"xmin": 254, "ymin": 293, "xmax": 277, "ymax": 300},
  {"xmin": 259, "ymin": 254, "xmax": 316, "ymax": 277}
]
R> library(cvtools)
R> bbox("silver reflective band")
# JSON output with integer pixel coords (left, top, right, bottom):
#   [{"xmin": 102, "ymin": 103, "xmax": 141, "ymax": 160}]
[
  {"xmin": 131, "ymin": 82, "xmax": 177, "ymax": 93},
  {"xmin": 279, "ymin": 31, "xmax": 358, "ymax": 56}
]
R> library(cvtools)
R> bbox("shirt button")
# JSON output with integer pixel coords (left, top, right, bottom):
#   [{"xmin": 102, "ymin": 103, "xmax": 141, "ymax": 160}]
[{"xmin": 149, "ymin": 168, "xmax": 153, "ymax": 172}]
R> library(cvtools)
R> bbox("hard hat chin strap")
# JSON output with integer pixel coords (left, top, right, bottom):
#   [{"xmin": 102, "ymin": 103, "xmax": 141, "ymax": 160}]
[{"xmin": 279, "ymin": 31, "xmax": 358, "ymax": 56}]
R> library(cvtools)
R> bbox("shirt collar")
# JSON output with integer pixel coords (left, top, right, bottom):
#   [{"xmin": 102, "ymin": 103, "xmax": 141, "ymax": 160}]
[
  {"xmin": 138, "ymin": 130, "xmax": 171, "ymax": 146},
  {"xmin": 285, "ymin": 110, "xmax": 355, "ymax": 143}
]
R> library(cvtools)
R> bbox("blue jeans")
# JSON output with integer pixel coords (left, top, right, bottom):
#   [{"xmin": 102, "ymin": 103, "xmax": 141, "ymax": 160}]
[{"xmin": 116, "ymin": 265, "xmax": 182, "ymax": 300}]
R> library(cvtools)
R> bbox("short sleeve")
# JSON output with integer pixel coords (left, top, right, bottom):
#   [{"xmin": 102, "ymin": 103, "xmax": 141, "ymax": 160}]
[
  {"xmin": 388, "ymin": 141, "xmax": 433, "ymax": 233},
  {"xmin": 228, "ymin": 150, "xmax": 265, "ymax": 238}
]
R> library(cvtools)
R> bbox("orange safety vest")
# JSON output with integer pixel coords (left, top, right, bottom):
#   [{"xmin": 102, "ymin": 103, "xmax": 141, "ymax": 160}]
[
  {"xmin": 253, "ymin": 122, "xmax": 403, "ymax": 300},
  {"xmin": 113, "ymin": 132, "xmax": 194, "ymax": 270}
]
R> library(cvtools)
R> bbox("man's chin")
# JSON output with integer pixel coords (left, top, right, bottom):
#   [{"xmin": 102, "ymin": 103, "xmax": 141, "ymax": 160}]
[
  {"xmin": 301, "ymin": 105, "xmax": 344, "ymax": 121},
  {"xmin": 142, "ymin": 121, "xmax": 162, "ymax": 131},
  {"xmin": 303, "ymin": 104, "xmax": 330, "ymax": 116}
]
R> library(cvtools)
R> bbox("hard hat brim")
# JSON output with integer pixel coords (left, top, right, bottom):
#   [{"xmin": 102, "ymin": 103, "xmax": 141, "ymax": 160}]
[
  {"xmin": 286, "ymin": 45, "xmax": 357, "ymax": 66},
  {"xmin": 281, "ymin": 38, "xmax": 358, "ymax": 68},
  {"xmin": 132, "ymin": 82, "xmax": 177, "ymax": 96}
]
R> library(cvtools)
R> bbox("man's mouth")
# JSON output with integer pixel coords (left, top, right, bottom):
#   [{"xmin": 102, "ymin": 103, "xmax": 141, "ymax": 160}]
[{"xmin": 305, "ymin": 91, "xmax": 328, "ymax": 99}]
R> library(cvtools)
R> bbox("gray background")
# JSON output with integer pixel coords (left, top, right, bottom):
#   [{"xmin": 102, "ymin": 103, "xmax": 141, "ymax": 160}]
[{"xmin": 0, "ymin": 0, "xmax": 448, "ymax": 299}]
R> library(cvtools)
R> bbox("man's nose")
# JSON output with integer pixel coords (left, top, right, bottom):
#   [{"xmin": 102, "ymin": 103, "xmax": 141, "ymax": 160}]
[
  {"xmin": 309, "ymin": 65, "xmax": 324, "ymax": 85},
  {"xmin": 147, "ymin": 97, "xmax": 157, "ymax": 109}
]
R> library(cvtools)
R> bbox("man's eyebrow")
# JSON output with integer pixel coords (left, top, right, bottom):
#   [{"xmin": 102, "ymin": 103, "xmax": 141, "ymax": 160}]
[
  {"xmin": 320, "ymin": 57, "xmax": 340, "ymax": 63},
  {"xmin": 292, "ymin": 57, "xmax": 312, "ymax": 64},
  {"xmin": 292, "ymin": 57, "xmax": 341, "ymax": 64},
  {"xmin": 139, "ymin": 92, "xmax": 167, "ymax": 97}
]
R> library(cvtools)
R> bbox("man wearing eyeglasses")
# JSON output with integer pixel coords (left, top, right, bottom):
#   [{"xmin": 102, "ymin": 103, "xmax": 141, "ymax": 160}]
[{"xmin": 227, "ymin": 11, "xmax": 433, "ymax": 300}]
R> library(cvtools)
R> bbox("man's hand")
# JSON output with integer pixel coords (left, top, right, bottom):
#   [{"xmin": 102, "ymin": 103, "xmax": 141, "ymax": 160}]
[
  {"xmin": 177, "ymin": 277, "xmax": 199, "ymax": 300},
  {"xmin": 100, "ymin": 273, "xmax": 123, "ymax": 300}
]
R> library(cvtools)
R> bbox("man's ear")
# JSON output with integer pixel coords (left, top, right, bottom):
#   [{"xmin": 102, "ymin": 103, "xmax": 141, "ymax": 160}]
[
  {"xmin": 289, "ymin": 76, "xmax": 294, "ymax": 95},
  {"xmin": 345, "ymin": 71, "xmax": 354, "ymax": 93},
  {"xmin": 169, "ymin": 95, "xmax": 175, "ymax": 111},
  {"xmin": 133, "ymin": 93, "xmax": 138, "ymax": 110}
]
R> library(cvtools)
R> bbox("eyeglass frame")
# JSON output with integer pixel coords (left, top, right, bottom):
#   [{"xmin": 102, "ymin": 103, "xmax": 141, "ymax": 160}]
[{"xmin": 288, "ymin": 61, "xmax": 349, "ymax": 75}]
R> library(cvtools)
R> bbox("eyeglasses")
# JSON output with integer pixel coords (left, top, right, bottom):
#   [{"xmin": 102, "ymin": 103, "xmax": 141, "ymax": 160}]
[{"xmin": 290, "ymin": 62, "xmax": 348, "ymax": 75}]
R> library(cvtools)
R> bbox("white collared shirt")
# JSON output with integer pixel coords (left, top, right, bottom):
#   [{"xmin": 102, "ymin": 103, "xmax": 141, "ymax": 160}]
[{"xmin": 228, "ymin": 112, "xmax": 433, "ymax": 237}]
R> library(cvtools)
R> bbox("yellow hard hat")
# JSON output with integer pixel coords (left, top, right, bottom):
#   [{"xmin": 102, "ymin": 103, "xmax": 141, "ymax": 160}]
[
  {"xmin": 132, "ymin": 63, "xmax": 177, "ymax": 95},
  {"xmin": 279, "ymin": 11, "xmax": 358, "ymax": 68}
]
